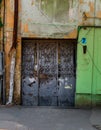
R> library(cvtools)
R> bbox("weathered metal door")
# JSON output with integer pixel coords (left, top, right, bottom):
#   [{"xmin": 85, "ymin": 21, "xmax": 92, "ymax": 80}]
[
  {"xmin": 38, "ymin": 41, "xmax": 58, "ymax": 106},
  {"xmin": 58, "ymin": 42, "xmax": 75, "ymax": 106},
  {"xmin": 22, "ymin": 39, "xmax": 76, "ymax": 106},
  {"xmin": 22, "ymin": 41, "xmax": 38, "ymax": 106}
]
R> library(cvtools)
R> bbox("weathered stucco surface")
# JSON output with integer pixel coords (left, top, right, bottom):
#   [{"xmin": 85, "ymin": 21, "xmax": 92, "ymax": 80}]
[
  {"xmin": 79, "ymin": 0, "xmax": 101, "ymax": 25},
  {"xmin": 3, "ymin": 0, "xmax": 101, "ymax": 104},
  {"xmin": 21, "ymin": 0, "xmax": 78, "ymax": 38},
  {"xmin": 5, "ymin": 0, "xmax": 14, "ymax": 102},
  {"xmin": 20, "ymin": 0, "xmax": 101, "ymax": 38}
]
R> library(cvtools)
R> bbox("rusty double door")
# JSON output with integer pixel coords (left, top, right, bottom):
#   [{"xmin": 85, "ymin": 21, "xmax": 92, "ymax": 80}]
[{"xmin": 22, "ymin": 39, "xmax": 76, "ymax": 106}]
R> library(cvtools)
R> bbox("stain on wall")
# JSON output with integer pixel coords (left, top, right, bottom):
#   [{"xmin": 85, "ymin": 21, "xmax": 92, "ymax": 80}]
[{"xmin": 79, "ymin": 0, "xmax": 101, "ymax": 25}]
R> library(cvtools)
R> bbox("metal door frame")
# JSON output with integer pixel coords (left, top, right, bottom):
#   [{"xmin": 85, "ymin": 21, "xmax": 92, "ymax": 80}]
[{"xmin": 21, "ymin": 38, "xmax": 77, "ymax": 106}]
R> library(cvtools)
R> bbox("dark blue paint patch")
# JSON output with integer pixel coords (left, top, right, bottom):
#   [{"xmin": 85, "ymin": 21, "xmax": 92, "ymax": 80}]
[{"xmin": 81, "ymin": 38, "xmax": 87, "ymax": 45}]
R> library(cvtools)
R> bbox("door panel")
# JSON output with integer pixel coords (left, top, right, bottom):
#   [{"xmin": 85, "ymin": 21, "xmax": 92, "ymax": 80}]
[
  {"xmin": 76, "ymin": 28, "xmax": 94, "ymax": 94},
  {"xmin": 38, "ymin": 41, "xmax": 58, "ymax": 106},
  {"xmin": 58, "ymin": 42, "xmax": 75, "ymax": 106},
  {"xmin": 22, "ymin": 41, "xmax": 38, "ymax": 106},
  {"xmin": 93, "ymin": 28, "xmax": 101, "ymax": 95},
  {"xmin": 22, "ymin": 39, "xmax": 76, "ymax": 106}
]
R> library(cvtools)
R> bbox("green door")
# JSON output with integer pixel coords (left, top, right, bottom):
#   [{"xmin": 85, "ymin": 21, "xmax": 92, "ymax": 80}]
[
  {"xmin": 92, "ymin": 28, "xmax": 101, "ymax": 105},
  {"xmin": 76, "ymin": 27, "xmax": 94, "ymax": 107},
  {"xmin": 76, "ymin": 27, "xmax": 101, "ymax": 107}
]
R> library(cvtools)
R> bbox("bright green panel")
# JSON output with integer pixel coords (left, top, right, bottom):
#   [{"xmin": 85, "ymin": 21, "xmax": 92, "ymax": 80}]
[
  {"xmin": 76, "ymin": 28, "xmax": 94, "ymax": 94},
  {"xmin": 93, "ymin": 28, "xmax": 101, "ymax": 94}
]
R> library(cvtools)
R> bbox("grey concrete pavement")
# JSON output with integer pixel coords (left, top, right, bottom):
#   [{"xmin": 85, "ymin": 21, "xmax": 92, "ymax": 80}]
[{"xmin": 0, "ymin": 106, "xmax": 100, "ymax": 130}]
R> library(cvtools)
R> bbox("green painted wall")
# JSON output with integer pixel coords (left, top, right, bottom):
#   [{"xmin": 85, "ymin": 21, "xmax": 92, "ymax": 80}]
[{"xmin": 76, "ymin": 27, "xmax": 101, "ymax": 107}]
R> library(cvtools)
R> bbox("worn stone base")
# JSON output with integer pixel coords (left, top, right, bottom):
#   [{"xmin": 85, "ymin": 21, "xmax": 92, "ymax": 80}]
[
  {"xmin": 75, "ymin": 94, "xmax": 101, "ymax": 108},
  {"xmin": 75, "ymin": 94, "xmax": 92, "ymax": 108},
  {"xmin": 93, "ymin": 94, "xmax": 101, "ymax": 107}
]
